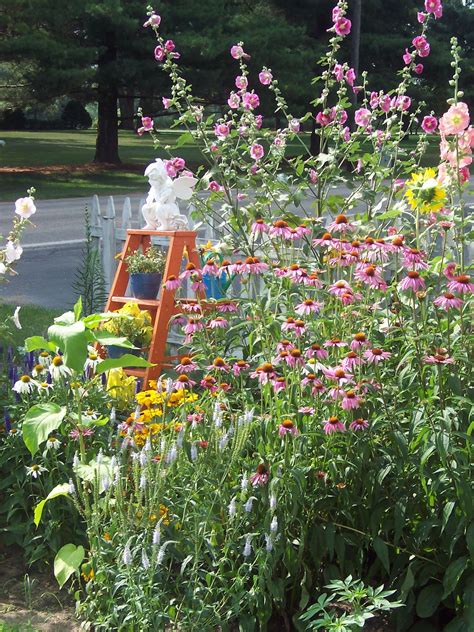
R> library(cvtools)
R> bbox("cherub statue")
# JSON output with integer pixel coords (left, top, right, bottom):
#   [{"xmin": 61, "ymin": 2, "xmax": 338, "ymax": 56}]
[{"xmin": 141, "ymin": 159, "xmax": 197, "ymax": 231}]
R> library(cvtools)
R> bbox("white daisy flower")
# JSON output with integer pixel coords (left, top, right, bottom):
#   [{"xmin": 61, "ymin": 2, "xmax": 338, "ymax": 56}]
[
  {"xmin": 13, "ymin": 375, "xmax": 37, "ymax": 395},
  {"xmin": 84, "ymin": 348, "xmax": 102, "ymax": 373},
  {"xmin": 45, "ymin": 437, "xmax": 61, "ymax": 451},
  {"xmin": 26, "ymin": 464, "xmax": 48, "ymax": 479},
  {"xmin": 37, "ymin": 381, "xmax": 53, "ymax": 394},
  {"xmin": 38, "ymin": 351, "xmax": 52, "ymax": 367},
  {"xmin": 49, "ymin": 356, "xmax": 72, "ymax": 380}
]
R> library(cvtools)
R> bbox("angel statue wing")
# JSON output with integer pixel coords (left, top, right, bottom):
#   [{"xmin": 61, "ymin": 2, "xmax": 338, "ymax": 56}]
[{"xmin": 172, "ymin": 176, "xmax": 198, "ymax": 200}]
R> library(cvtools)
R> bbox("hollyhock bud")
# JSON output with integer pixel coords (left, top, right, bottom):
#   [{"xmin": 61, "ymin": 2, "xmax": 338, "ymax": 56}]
[
  {"xmin": 421, "ymin": 115, "xmax": 438, "ymax": 133},
  {"xmin": 345, "ymin": 68, "xmax": 356, "ymax": 87},
  {"xmin": 144, "ymin": 14, "xmax": 161, "ymax": 27},
  {"xmin": 414, "ymin": 63, "xmax": 424, "ymax": 75},
  {"xmin": 403, "ymin": 48, "xmax": 412, "ymax": 65},
  {"xmin": 164, "ymin": 40, "xmax": 175, "ymax": 52},
  {"xmin": 417, "ymin": 11, "xmax": 426, "ymax": 23},
  {"xmin": 154, "ymin": 46, "xmax": 165, "ymax": 61},
  {"xmin": 342, "ymin": 126, "xmax": 350, "ymax": 142},
  {"xmin": 209, "ymin": 181, "xmax": 222, "ymax": 192},
  {"xmin": 309, "ymin": 169, "xmax": 318, "ymax": 184},
  {"xmin": 259, "ymin": 69, "xmax": 273, "ymax": 85},
  {"xmin": 255, "ymin": 114, "xmax": 263, "ymax": 129}
]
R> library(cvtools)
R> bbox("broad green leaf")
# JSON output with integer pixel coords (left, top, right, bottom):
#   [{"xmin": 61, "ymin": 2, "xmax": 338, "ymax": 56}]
[
  {"xmin": 443, "ymin": 556, "xmax": 468, "ymax": 598},
  {"xmin": 48, "ymin": 320, "xmax": 92, "ymax": 372},
  {"xmin": 24, "ymin": 336, "xmax": 56, "ymax": 352},
  {"xmin": 377, "ymin": 208, "xmax": 402, "ymax": 220},
  {"xmin": 54, "ymin": 543, "xmax": 85, "ymax": 588},
  {"xmin": 34, "ymin": 483, "xmax": 70, "ymax": 527},
  {"xmin": 53, "ymin": 311, "xmax": 76, "ymax": 325},
  {"xmin": 92, "ymin": 332, "xmax": 137, "ymax": 348},
  {"xmin": 373, "ymin": 537, "xmax": 390, "ymax": 574},
  {"xmin": 23, "ymin": 403, "xmax": 67, "ymax": 456},
  {"xmin": 467, "ymin": 522, "xmax": 474, "ymax": 562},
  {"xmin": 416, "ymin": 583, "xmax": 443, "ymax": 618},
  {"xmin": 96, "ymin": 354, "xmax": 154, "ymax": 375}
]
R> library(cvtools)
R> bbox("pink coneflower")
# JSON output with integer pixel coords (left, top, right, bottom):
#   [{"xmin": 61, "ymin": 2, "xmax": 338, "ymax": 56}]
[
  {"xmin": 218, "ymin": 261, "xmax": 231, "ymax": 277},
  {"xmin": 364, "ymin": 348, "xmax": 392, "ymax": 364},
  {"xmin": 301, "ymin": 373, "xmax": 325, "ymax": 395},
  {"xmin": 184, "ymin": 318, "xmax": 204, "ymax": 335},
  {"xmin": 350, "ymin": 332, "xmax": 369, "ymax": 351},
  {"xmin": 232, "ymin": 360, "xmax": 250, "ymax": 376},
  {"xmin": 282, "ymin": 318, "xmax": 306, "ymax": 336},
  {"xmin": 278, "ymin": 419, "xmax": 299, "ymax": 437},
  {"xmin": 202, "ymin": 259, "xmax": 219, "ymax": 276},
  {"xmin": 328, "ymin": 386, "xmax": 345, "ymax": 399},
  {"xmin": 286, "ymin": 264, "xmax": 308, "ymax": 283},
  {"xmin": 251, "ymin": 363, "xmax": 277, "ymax": 385},
  {"xmin": 295, "ymin": 299, "xmax": 323, "ymax": 315},
  {"xmin": 433, "ymin": 292, "xmax": 464, "ymax": 311},
  {"xmin": 402, "ymin": 248, "xmax": 429, "ymax": 271},
  {"xmin": 180, "ymin": 302, "xmax": 202, "ymax": 314},
  {"xmin": 207, "ymin": 357, "xmax": 230, "ymax": 372},
  {"xmin": 322, "ymin": 416, "xmax": 346, "ymax": 434},
  {"xmin": 269, "ymin": 219, "xmax": 291, "ymax": 239},
  {"xmin": 208, "ymin": 317, "xmax": 229, "ymax": 329},
  {"xmin": 174, "ymin": 374, "xmax": 196, "ymax": 390},
  {"xmin": 323, "ymin": 367, "xmax": 353, "ymax": 384},
  {"xmin": 305, "ymin": 343, "xmax": 328, "ymax": 360},
  {"xmin": 341, "ymin": 390, "xmax": 363, "ymax": 410},
  {"xmin": 328, "ymin": 280, "xmax": 352, "ymax": 298},
  {"xmin": 272, "ymin": 376, "xmax": 287, "ymax": 392},
  {"xmin": 216, "ymin": 301, "xmax": 238, "ymax": 313},
  {"xmin": 324, "ymin": 338, "xmax": 347, "ymax": 349},
  {"xmin": 424, "ymin": 350, "xmax": 454, "ymax": 365},
  {"xmin": 179, "ymin": 262, "xmax": 201, "ymax": 280},
  {"xmin": 313, "ymin": 232, "xmax": 334, "ymax": 247},
  {"xmin": 391, "ymin": 235, "xmax": 405, "ymax": 251},
  {"xmin": 187, "ymin": 412, "xmax": 204, "ymax": 425},
  {"xmin": 341, "ymin": 291, "xmax": 361, "ymax": 305},
  {"xmin": 277, "ymin": 339, "xmax": 295, "ymax": 353},
  {"xmin": 251, "ymin": 218, "xmax": 269, "ymax": 235},
  {"xmin": 299, "ymin": 406, "xmax": 315, "ymax": 414},
  {"xmin": 296, "ymin": 224, "xmax": 311, "ymax": 237},
  {"xmin": 228, "ymin": 260, "xmax": 243, "ymax": 275},
  {"xmin": 241, "ymin": 256, "xmax": 269, "ymax": 275},
  {"xmin": 200, "ymin": 375, "xmax": 218, "ymax": 392},
  {"xmin": 327, "ymin": 214, "xmax": 355, "ymax": 233},
  {"xmin": 349, "ymin": 418, "xmax": 369, "ymax": 431},
  {"xmin": 447, "ymin": 274, "xmax": 474, "ymax": 295},
  {"xmin": 175, "ymin": 356, "xmax": 198, "ymax": 373},
  {"xmin": 191, "ymin": 273, "xmax": 206, "ymax": 293},
  {"xmin": 250, "ymin": 464, "xmax": 269, "ymax": 486},
  {"xmin": 342, "ymin": 351, "xmax": 362, "ymax": 371},
  {"xmin": 399, "ymin": 271, "xmax": 426, "ymax": 292},
  {"xmin": 286, "ymin": 348, "xmax": 305, "ymax": 368},
  {"xmin": 354, "ymin": 264, "xmax": 387, "ymax": 290},
  {"xmin": 304, "ymin": 272, "xmax": 323, "ymax": 288},
  {"xmin": 163, "ymin": 275, "xmax": 182, "ymax": 291}
]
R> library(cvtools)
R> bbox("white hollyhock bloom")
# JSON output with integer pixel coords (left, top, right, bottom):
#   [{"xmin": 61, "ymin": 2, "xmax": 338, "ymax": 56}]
[
  {"xmin": 13, "ymin": 375, "xmax": 37, "ymax": 394},
  {"xmin": 5, "ymin": 240, "xmax": 22, "ymax": 264},
  {"xmin": 15, "ymin": 197, "xmax": 36, "ymax": 219}
]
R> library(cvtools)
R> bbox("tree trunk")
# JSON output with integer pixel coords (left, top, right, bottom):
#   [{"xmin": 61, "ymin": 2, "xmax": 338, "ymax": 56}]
[
  {"xmin": 119, "ymin": 95, "xmax": 136, "ymax": 130},
  {"xmin": 351, "ymin": 0, "xmax": 362, "ymax": 78},
  {"xmin": 94, "ymin": 37, "xmax": 121, "ymax": 165}
]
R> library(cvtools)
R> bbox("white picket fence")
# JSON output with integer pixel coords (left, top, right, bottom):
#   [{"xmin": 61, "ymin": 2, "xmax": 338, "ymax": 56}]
[{"xmin": 90, "ymin": 194, "xmax": 215, "ymax": 291}]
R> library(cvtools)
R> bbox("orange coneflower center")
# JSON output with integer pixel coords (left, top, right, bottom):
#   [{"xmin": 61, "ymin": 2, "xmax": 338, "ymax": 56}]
[
  {"xmin": 256, "ymin": 464, "xmax": 268, "ymax": 474},
  {"xmin": 236, "ymin": 360, "xmax": 247, "ymax": 368},
  {"xmin": 213, "ymin": 357, "xmax": 226, "ymax": 367},
  {"xmin": 392, "ymin": 236, "xmax": 404, "ymax": 246},
  {"xmin": 345, "ymin": 390, "xmax": 356, "ymax": 398},
  {"xmin": 34, "ymin": 364, "xmax": 44, "ymax": 372},
  {"xmin": 372, "ymin": 348, "xmax": 382, "ymax": 355},
  {"xmin": 177, "ymin": 374, "xmax": 190, "ymax": 383},
  {"xmin": 335, "ymin": 369, "xmax": 346, "ymax": 378},
  {"xmin": 39, "ymin": 351, "xmax": 50, "ymax": 358},
  {"xmin": 311, "ymin": 343, "xmax": 321, "ymax": 351},
  {"xmin": 331, "ymin": 338, "xmax": 341, "ymax": 344},
  {"xmin": 321, "ymin": 232, "xmax": 332, "ymax": 240},
  {"xmin": 167, "ymin": 275, "xmax": 177, "ymax": 281},
  {"xmin": 365, "ymin": 265, "xmax": 376, "ymax": 277},
  {"xmin": 295, "ymin": 320, "xmax": 305, "ymax": 327},
  {"xmin": 282, "ymin": 419, "xmax": 294, "ymax": 429},
  {"xmin": 408, "ymin": 271, "xmax": 420, "ymax": 279},
  {"xmin": 290, "ymin": 264, "xmax": 300, "ymax": 271},
  {"xmin": 290, "ymin": 349, "xmax": 302, "ymax": 358},
  {"xmin": 180, "ymin": 356, "xmax": 192, "ymax": 365},
  {"xmin": 364, "ymin": 237, "xmax": 375, "ymax": 244},
  {"xmin": 261, "ymin": 363, "xmax": 274, "ymax": 373},
  {"xmin": 354, "ymin": 332, "xmax": 366, "ymax": 342},
  {"xmin": 346, "ymin": 351, "xmax": 357, "ymax": 359},
  {"xmin": 335, "ymin": 281, "xmax": 346, "ymax": 288},
  {"xmin": 274, "ymin": 220, "xmax": 289, "ymax": 228},
  {"xmin": 329, "ymin": 416, "xmax": 340, "ymax": 424},
  {"xmin": 443, "ymin": 292, "xmax": 455, "ymax": 299},
  {"xmin": 185, "ymin": 262, "xmax": 196, "ymax": 271},
  {"xmin": 455, "ymin": 275, "xmax": 469, "ymax": 284},
  {"xmin": 20, "ymin": 375, "xmax": 31, "ymax": 383},
  {"xmin": 335, "ymin": 214, "xmax": 348, "ymax": 224}
]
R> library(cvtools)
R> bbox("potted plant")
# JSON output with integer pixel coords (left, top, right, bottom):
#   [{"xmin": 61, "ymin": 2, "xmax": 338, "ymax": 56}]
[
  {"xmin": 101, "ymin": 302, "xmax": 153, "ymax": 359},
  {"xmin": 125, "ymin": 246, "xmax": 166, "ymax": 300}
]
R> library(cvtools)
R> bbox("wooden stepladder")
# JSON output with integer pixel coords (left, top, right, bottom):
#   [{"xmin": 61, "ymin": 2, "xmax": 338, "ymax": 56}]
[{"xmin": 105, "ymin": 229, "xmax": 203, "ymax": 389}]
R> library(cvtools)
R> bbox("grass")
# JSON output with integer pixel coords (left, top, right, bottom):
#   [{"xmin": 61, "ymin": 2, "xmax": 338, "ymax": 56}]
[
  {"xmin": 0, "ymin": 623, "xmax": 38, "ymax": 632},
  {"xmin": 0, "ymin": 303, "xmax": 61, "ymax": 349},
  {"xmin": 0, "ymin": 129, "xmax": 439, "ymax": 201}
]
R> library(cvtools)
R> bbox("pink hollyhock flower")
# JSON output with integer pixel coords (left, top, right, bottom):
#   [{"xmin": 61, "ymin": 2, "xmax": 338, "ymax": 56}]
[
  {"xmin": 414, "ymin": 63, "xmax": 424, "ymax": 75},
  {"xmin": 399, "ymin": 271, "xmax": 426, "ymax": 292},
  {"xmin": 413, "ymin": 35, "xmax": 428, "ymax": 51},
  {"xmin": 154, "ymin": 46, "xmax": 165, "ymax": 61},
  {"xmin": 259, "ymin": 69, "xmax": 273, "ymax": 85},
  {"xmin": 278, "ymin": 419, "xmax": 299, "ymax": 437},
  {"xmin": 332, "ymin": 6, "xmax": 341, "ymax": 21},
  {"xmin": 350, "ymin": 418, "xmax": 369, "ymax": 431},
  {"xmin": 207, "ymin": 357, "xmax": 230, "ymax": 372},
  {"xmin": 323, "ymin": 416, "xmax": 346, "ymax": 435},
  {"xmin": 242, "ymin": 91, "xmax": 260, "ymax": 110},
  {"xmin": 208, "ymin": 317, "xmax": 229, "ymax": 329},
  {"xmin": 174, "ymin": 374, "xmax": 196, "ymax": 390},
  {"xmin": 364, "ymin": 348, "xmax": 392, "ymax": 364},
  {"xmin": 354, "ymin": 108, "xmax": 371, "ymax": 127},
  {"xmin": 162, "ymin": 97, "xmax": 171, "ymax": 109},
  {"xmin": 295, "ymin": 299, "xmax": 323, "ymax": 316},
  {"xmin": 250, "ymin": 143, "xmax": 264, "ymax": 161},
  {"xmin": 380, "ymin": 94, "xmax": 391, "ymax": 112},
  {"xmin": 447, "ymin": 274, "xmax": 474, "ymax": 294},
  {"xmin": 209, "ymin": 181, "xmax": 222, "ymax": 192},
  {"xmin": 251, "ymin": 218, "xmax": 269, "ymax": 234},
  {"xmin": 228, "ymin": 92, "xmax": 240, "ymax": 109},
  {"xmin": 137, "ymin": 116, "xmax": 153, "ymax": 135},
  {"xmin": 288, "ymin": 118, "xmax": 300, "ymax": 133},
  {"xmin": 439, "ymin": 102, "xmax": 470, "ymax": 135},
  {"xmin": 425, "ymin": 0, "xmax": 442, "ymax": 18},
  {"xmin": 164, "ymin": 39, "xmax": 175, "ymax": 52},
  {"xmin": 184, "ymin": 319, "xmax": 204, "ymax": 335},
  {"xmin": 345, "ymin": 68, "xmax": 356, "ymax": 87},
  {"xmin": 231, "ymin": 45, "xmax": 245, "ymax": 59},
  {"xmin": 309, "ymin": 169, "xmax": 318, "ymax": 184},
  {"xmin": 333, "ymin": 64, "xmax": 344, "ymax": 81},
  {"xmin": 232, "ymin": 360, "xmax": 250, "ymax": 376},
  {"xmin": 235, "ymin": 75, "xmax": 248, "ymax": 90},
  {"xmin": 334, "ymin": 17, "xmax": 351, "ymax": 36},
  {"xmin": 175, "ymin": 356, "xmax": 198, "ymax": 373},
  {"xmin": 250, "ymin": 464, "xmax": 269, "ymax": 486},
  {"xmin": 403, "ymin": 48, "xmax": 412, "ymax": 65},
  {"xmin": 342, "ymin": 126, "xmax": 351, "ymax": 142},
  {"xmin": 214, "ymin": 123, "xmax": 230, "ymax": 138},
  {"xmin": 396, "ymin": 96, "xmax": 412, "ymax": 111},
  {"xmin": 255, "ymin": 114, "xmax": 263, "ymax": 129},
  {"xmin": 418, "ymin": 43, "xmax": 431, "ymax": 58},
  {"xmin": 417, "ymin": 11, "xmax": 426, "ymax": 23},
  {"xmin": 421, "ymin": 115, "xmax": 438, "ymax": 133},
  {"xmin": 341, "ymin": 390, "xmax": 363, "ymax": 410},
  {"xmin": 163, "ymin": 275, "xmax": 182, "ymax": 291},
  {"xmin": 433, "ymin": 292, "xmax": 464, "ymax": 310},
  {"xmin": 316, "ymin": 108, "xmax": 336, "ymax": 127}
]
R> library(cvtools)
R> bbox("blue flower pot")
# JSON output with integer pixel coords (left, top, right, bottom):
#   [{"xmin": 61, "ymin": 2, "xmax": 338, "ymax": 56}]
[
  {"xmin": 106, "ymin": 345, "xmax": 129, "ymax": 359},
  {"xmin": 130, "ymin": 272, "xmax": 162, "ymax": 300}
]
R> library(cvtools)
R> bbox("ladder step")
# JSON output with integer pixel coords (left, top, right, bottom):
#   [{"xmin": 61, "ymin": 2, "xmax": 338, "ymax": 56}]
[{"xmin": 111, "ymin": 296, "xmax": 161, "ymax": 308}]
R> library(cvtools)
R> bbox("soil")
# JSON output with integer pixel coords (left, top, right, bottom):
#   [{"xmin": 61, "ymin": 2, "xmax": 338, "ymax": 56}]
[{"xmin": 0, "ymin": 545, "xmax": 81, "ymax": 632}]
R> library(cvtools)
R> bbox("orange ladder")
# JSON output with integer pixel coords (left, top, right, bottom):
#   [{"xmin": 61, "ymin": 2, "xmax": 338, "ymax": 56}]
[{"xmin": 105, "ymin": 229, "xmax": 204, "ymax": 389}]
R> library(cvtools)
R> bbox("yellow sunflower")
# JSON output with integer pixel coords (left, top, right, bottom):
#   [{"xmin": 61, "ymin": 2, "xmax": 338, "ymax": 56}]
[{"xmin": 405, "ymin": 168, "xmax": 446, "ymax": 213}]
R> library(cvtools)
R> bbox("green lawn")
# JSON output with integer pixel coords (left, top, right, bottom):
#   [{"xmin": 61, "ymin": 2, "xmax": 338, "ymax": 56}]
[
  {"xmin": 0, "ymin": 303, "xmax": 60, "ymax": 349},
  {"xmin": 0, "ymin": 129, "xmax": 439, "ymax": 201}
]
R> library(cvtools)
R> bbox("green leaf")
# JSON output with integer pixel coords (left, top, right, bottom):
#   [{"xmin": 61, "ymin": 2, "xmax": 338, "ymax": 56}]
[
  {"xmin": 416, "ymin": 583, "xmax": 443, "ymax": 618},
  {"xmin": 73, "ymin": 297, "xmax": 83, "ymax": 322},
  {"xmin": 467, "ymin": 522, "xmax": 474, "ymax": 563},
  {"xmin": 92, "ymin": 333, "xmax": 137, "ymax": 348},
  {"xmin": 443, "ymin": 556, "xmax": 468, "ymax": 598},
  {"xmin": 34, "ymin": 483, "xmax": 70, "ymax": 527},
  {"xmin": 373, "ymin": 537, "xmax": 390, "ymax": 574},
  {"xmin": 96, "ymin": 354, "xmax": 154, "ymax": 375},
  {"xmin": 23, "ymin": 403, "xmax": 67, "ymax": 456},
  {"xmin": 377, "ymin": 208, "xmax": 402, "ymax": 220},
  {"xmin": 24, "ymin": 336, "xmax": 56, "ymax": 352},
  {"xmin": 48, "ymin": 320, "xmax": 92, "ymax": 372},
  {"xmin": 54, "ymin": 544, "xmax": 85, "ymax": 588},
  {"xmin": 53, "ymin": 311, "xmax": 76, "ymax": 325},
  {"xmin": 174, "ymin": 131, "xmax": 194, "ymax": 148}
]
